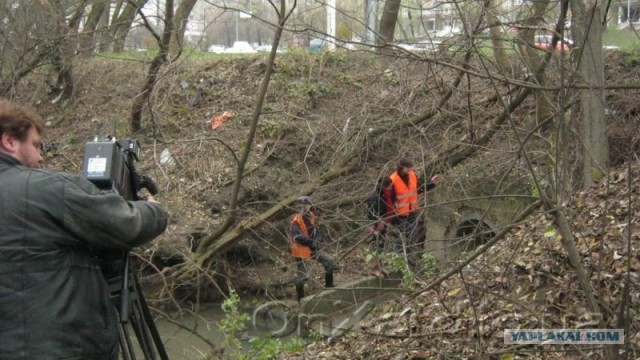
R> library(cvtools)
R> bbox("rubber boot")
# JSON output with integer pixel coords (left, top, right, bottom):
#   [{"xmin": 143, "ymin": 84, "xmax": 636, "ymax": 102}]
[
  {"xmin": 295, "ymin": 283, "xmax": 305, "ymax": 302},
  {"xmin": 324, "ymin": 272, "xmax": 334, "ymax": 288}
]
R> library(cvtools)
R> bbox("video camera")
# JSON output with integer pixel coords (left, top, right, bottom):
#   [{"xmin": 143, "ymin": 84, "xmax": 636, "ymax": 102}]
[
  {"xmin": 81, "ymin": 133, "xmax": 167, "ymax": 360},
  {"xmin": 82, "ymin": 136, "xmax": 157, "ymax": 200}
]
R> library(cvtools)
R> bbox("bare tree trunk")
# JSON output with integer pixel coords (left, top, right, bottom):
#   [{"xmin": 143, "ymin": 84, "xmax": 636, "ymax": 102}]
[
  {"xmin": 111, "ymin": 0, "xmax": 125, "ymax": 29},
  {"xmin": 517, "ymin": 0, "xmax": 554, "ymax": 128},
  {"xmin": 487, "ymin": 0, "xmax": 509, "ymax": 73},
  {"xmin": 407, "ymin": 11, "xmax": 415, "ymax": 38},
  {"xmin": 130, "ymin": 0, "xmax": 173, "ymax": 132},
  {"xmin": 98, "ymin": 1, "xmax": 112, "ymax": 52},
  {"xmin": 377, "ymin": 0, "xmax": 401, "ymax": 46},
  {"xmin": 80, "ymin": 0, "xmax": 109, "ymax": 55},
  {"xmin": 44, "ymin": 0, "xmax": 78, "ymax": 103},
  {"xmin": 547, "ymin": 0, "xmax": 572, "ymax": 202},
  {"xmin": 111, "ymin": 0, "xmax": 148, "ymax": 52},
  {"xmin": 572, "ymin": 2, "xmax": 608, "ymax": 188},
  {"xmin": 610, "ymin": 3, "xmax": 619, "ymax": 26},
  {"xmin": 68, "ymin": 0, "xmax": 89, "ymax": 34},
  {"xmin": 172, "ymin": 0, "xmax": 198, "ymax": 53}
]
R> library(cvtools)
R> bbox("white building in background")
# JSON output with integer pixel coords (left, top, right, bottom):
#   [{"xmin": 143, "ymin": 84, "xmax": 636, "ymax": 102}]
[
  {"xmin": 397, "ymin": 0, "xmax": 459, "ymax": 41},
  {"xmin": 398, "ymin": 0, "xmax": 528, "ymax": 41},
  {"xmin": 184, "ymin": 19, "xmax": 206, "ymax": 44}
]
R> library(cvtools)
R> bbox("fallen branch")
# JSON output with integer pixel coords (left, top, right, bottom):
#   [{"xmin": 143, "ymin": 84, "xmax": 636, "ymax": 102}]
[{"xmin": 195, "ymin": 166, "xmax": 354, "ymax": 267}]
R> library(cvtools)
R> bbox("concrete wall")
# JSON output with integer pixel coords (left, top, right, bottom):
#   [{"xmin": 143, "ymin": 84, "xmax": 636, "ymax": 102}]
[{"xmin": 422, "ymin": 175, "xmax": 532, "ymax": 262}]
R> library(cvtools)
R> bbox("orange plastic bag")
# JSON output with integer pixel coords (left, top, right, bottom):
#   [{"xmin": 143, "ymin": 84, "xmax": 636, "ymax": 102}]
[{"xmin": 211, "ymin": 111, "xmax": 234, "ymax": 130}]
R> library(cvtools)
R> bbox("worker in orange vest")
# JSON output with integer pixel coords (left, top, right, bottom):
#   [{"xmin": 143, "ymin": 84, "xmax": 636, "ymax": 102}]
[
  {"xmin": 389, "ymin": 157, "xmax": 444, "ymax": 255},
  {"xmin": 288, "ymin": 196, "xmax": 335, "ymax": 302}
]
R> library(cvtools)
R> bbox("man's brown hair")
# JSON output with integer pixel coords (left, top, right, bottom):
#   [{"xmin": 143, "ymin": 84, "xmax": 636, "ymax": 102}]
[
  {"xmin": 0, "ymin": 100, "xmax": 45, "ymax": 141},
  {"xmin": 398, "ymin": 157, "xmax": 414, "ymax": 170}
]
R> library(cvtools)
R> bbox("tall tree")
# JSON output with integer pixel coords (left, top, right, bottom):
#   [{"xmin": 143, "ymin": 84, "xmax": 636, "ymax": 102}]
[
  {"xmin": 172, "ymin": 0, "xmax": 198, "ymax": 52},
  {"xmin": 486, "ymin": 0, "xmax": 509, "ymax": 73},
  {"xmin": 377, "ymin": 0, "xmax": 401, "ymax": 45},
  {"xmin": 111, "ymin": 0, "xmax": 149, "ymax": 52},
  {"xmin": 44, "ymin": 0, "xmax": 88, "ymax": 102},
  {"xmin": 130, "ymin": 0, "xmax": 174, "ymax": 131},
  {"xmin": 571, "ymin": 0, "xmax": 608, "ymax": 188},
  {"xmin": 79, "ymin": 0, "xmax": 109, "ymax": 55},
  {"xmin": 516, "ymin": 0, "xmax": 555, "ymax": 130}
]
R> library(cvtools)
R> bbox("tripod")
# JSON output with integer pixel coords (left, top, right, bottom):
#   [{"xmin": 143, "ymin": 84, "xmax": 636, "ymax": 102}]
[{"xmin": 105, "ymin": 252, "xmax": 168, "ymax": 360}]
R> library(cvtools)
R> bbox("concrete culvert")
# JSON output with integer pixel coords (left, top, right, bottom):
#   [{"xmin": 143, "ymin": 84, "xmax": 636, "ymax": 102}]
[{"xmin": 451, "ymin": 215, "xmax": 496, "ymax": 254}]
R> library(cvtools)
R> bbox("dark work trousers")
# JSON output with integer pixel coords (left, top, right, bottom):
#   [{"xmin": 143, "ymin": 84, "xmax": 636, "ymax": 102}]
[
  {"xmin": 294, "ymin": 250, "xmax": 335, "ymax": 288},
  {"xmin": 393, "ymin": 212, "xmax": 420, "ymax": 257}
]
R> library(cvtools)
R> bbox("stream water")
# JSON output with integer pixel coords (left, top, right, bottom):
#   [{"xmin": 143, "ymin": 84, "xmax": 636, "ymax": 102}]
[
  {"xmin": 133, "ymin": 276, "xmax": 403, "ymax": 359},
  {"xmin": 154, "ymin": 304, "xmax": 228, "ymax": 359},
  {"xmin": 147, "ymin": 300, "xmax": 302, "ymax": 359}
]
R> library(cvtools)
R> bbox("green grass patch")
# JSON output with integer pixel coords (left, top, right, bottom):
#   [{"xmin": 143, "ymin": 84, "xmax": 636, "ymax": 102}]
[{"xmin": 603, "ymin": 27, "xmax": 640, "ymax": 50}]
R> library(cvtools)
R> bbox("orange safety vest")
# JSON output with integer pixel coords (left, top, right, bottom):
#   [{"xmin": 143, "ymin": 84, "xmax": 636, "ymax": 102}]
[
  {"xmin": 288, "ymin": 212, "xmax": 316, "ymax": 259},
  {"xmin": 390, "ymin": 170, "xmax": 418, "ymax": 215}
]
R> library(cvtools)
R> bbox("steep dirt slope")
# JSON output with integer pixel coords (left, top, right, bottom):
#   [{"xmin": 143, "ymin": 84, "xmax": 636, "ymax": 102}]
[
  {"xmin": 24, "ymin": 52, "xmax": 465, "ymax": 300},
  {"xmin": 15, "ymin": 49, "xmax": 640, "ymax": 316}
]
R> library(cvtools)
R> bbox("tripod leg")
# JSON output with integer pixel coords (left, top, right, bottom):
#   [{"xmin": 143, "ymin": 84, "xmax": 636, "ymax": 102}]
[
  {"xmin": 119, "ymin": 319, "xmax": 137, "ymax": 360},
  {"xmin": 130, "ymin": 304, "xmax": 156, "ymax": 360},
  {"xmin": 107, "ymin": 254, "xmax": 168, "ymax": 360},
  {"xmin": 118, "ymin": 325, "xmax": 136, "ymax": 360},
  {"xmin": 133, "ymin": 273, "xmax": 169, "ymax": 360}
]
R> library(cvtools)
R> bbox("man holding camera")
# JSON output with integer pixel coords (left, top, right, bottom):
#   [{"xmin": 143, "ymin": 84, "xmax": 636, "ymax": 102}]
[{"xmin": 0, "ymin": 100, "xmax": 168, "ymax": 359}]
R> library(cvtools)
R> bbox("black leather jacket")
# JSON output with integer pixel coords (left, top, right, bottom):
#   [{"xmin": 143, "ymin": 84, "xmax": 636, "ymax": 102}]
[{"xmin": 0, "ymin": 153, "xmax": 168, "ymax": 359}]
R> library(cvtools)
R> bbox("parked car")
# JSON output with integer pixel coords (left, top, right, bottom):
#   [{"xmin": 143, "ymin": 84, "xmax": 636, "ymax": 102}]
[
  {"xmin": 255, "ymin": 44, "xmax": 286, "ymax": 53},
  {"xmin": 337, "ymin": 41, "xmax": 356, "ymax": 51},
  {"xmin": 413, "ymin": 40, "xmax": 442, "ymax": 53},
  {"xmin": 397, "ymin": 40, "xmax": 441, "ymax": 53},
  {"xmin": 225, "ymin": 41, "xmax": 256, "ymax": 54},
  {"xmin": 309, "ymin": 38, "xmax": 326, "ymax": 53},
  {"xmin": 255, "ymin": 44, "xmax": 272, "ymax": 52},
  {"xmin": 533, "ymin": 34, "xmax": 572, "ymax": 52},
  {"xmin": 397, "ymin": 43, "xmax": 415, "ymax": 51},
  {"xmin": 435, "ymin": 26, "xmax": 462, "ymax": 38},
  {"xmin": 207, "ymin": 44, "xmax": 226, "ymax": 53}
]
